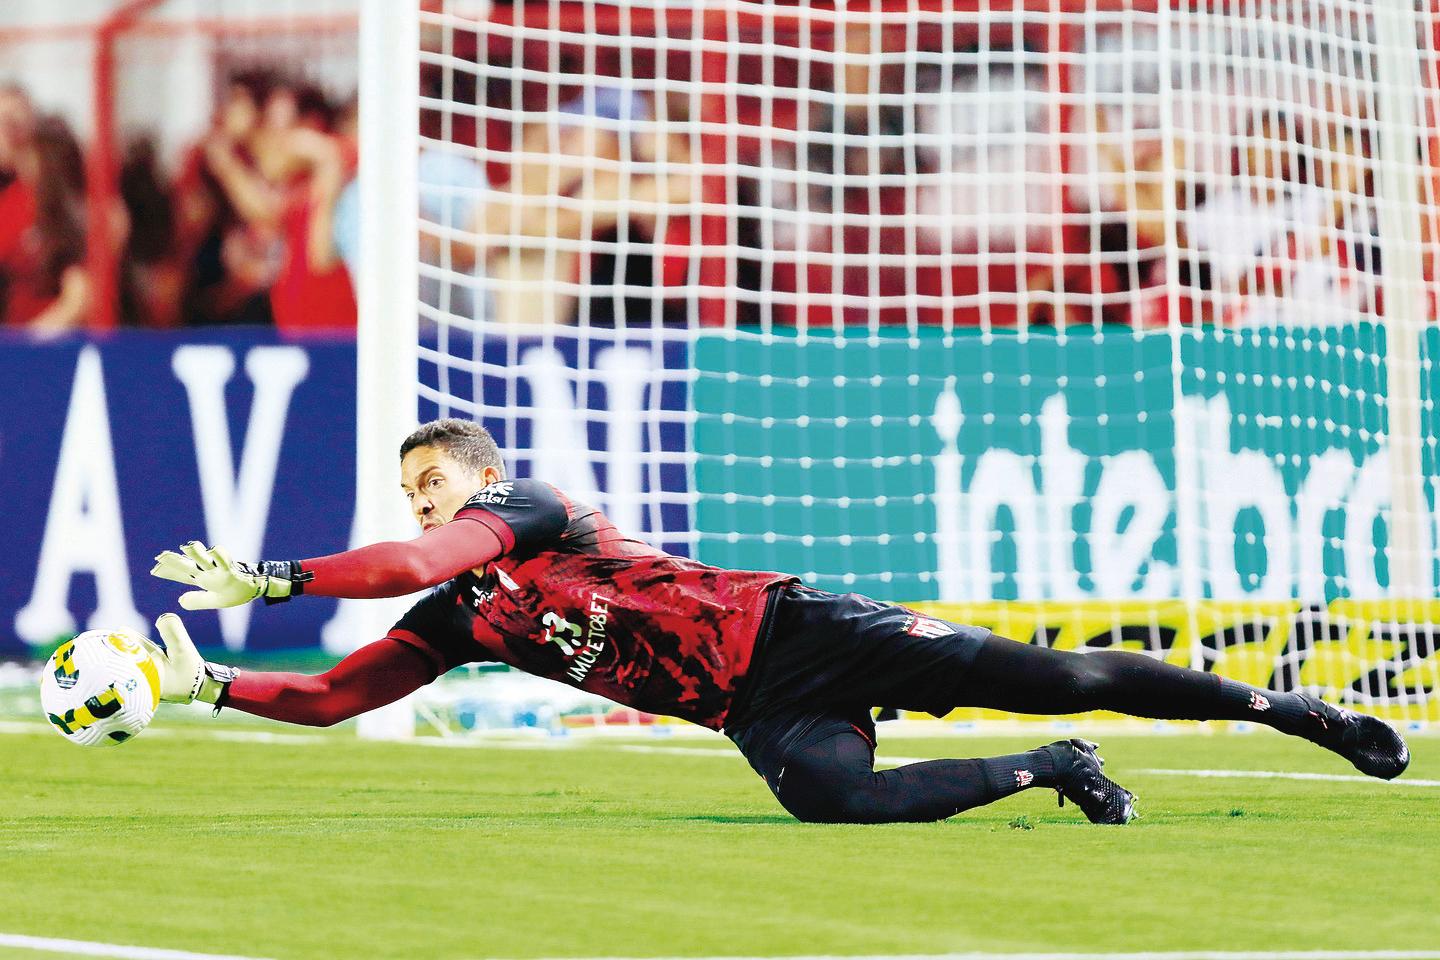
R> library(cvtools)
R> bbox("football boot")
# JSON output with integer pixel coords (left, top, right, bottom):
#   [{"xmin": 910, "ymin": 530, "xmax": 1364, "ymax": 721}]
[
  {"xmin": 1295, "ymin": 694, "xmax": 1410, "ymax": 780},
  {"xmin": 1050, "ymin": 738, "xmax": 1138, "ymax": 825}
]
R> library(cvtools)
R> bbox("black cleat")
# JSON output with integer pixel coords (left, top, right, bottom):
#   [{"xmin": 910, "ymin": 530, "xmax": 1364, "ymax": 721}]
[
  {"xmin": 1296, "ymin": 694, "xmax": 1410, "ymax": 780},
  {"xmin": 1050, "ymin": 739, "xmax": 1138, "ymax": 825}
]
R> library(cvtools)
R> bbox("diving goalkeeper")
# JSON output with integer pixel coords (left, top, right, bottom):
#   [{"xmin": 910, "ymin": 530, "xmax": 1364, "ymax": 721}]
[{"xmin": 147, "ymin": 418, "xmax": 1410, "ymax": 825}]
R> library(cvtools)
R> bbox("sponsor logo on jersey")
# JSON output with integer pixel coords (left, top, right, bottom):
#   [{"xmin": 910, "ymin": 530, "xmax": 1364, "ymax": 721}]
[
  {"xmin": 468, "ymin": 584, "xmax": 495, "ymax": 609},
  {"xmin": 904, "ymin": 614, "xmax": 953, "ymax": 640},
  {"xmin": 538, "ymin": 594, "xmax": 614, "ymax": 684},
  {"xmin": 468, "ymin": 569, "xmax": 519, "ymax": 611},
  {"xmin": 541, "ymin": 611, "xmax": 583, "ymax": 657},
  {"xmin": 467, "ymin": 481, "xmax": 514, "ymax": 507}
]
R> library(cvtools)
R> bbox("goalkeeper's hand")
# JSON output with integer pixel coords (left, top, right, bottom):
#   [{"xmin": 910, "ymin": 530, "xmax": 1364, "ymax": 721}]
[
  {"xmin": 150, "ymin": 541, "xmax": 306, "ymax": 610},
  {"xmin": 141, "ymin": 613, "xmax": 236, "ymax": 705}
]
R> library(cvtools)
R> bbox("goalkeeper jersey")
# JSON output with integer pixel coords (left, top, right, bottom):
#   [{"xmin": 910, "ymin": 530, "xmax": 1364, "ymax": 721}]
[{"xmin": 386, "ymin": 479, "xmax": 794, "ymax": 731}]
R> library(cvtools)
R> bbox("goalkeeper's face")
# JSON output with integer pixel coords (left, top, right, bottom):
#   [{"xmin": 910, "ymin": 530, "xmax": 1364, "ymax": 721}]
[{"xmin": 400, "ymin": 445, "xmax": 502, "ymax": 532}]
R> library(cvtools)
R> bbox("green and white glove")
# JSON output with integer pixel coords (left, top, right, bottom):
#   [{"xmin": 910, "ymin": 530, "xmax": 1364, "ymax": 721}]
[
  {"xmin": 141, "ymin": 613, "xmax": 236, "ymax": 706},
  {"xmin": 150, "ymin": 541, "xmax": 309, "ymax": 610}
]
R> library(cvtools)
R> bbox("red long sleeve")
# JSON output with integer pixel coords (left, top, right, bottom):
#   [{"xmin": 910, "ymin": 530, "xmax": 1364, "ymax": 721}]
[
  {"xmin": 224, "ymin": 638, "xmax": 435, "ymax": 727},
  {"xmin": 299, "ymin": 517, "xmax": 503, "ymax": 598}
]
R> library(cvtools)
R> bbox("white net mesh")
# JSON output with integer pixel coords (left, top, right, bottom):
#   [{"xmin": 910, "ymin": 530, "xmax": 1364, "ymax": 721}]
[{"xmin": 406, "ymin": 1, "xmax": 1440, "ymax": 729}]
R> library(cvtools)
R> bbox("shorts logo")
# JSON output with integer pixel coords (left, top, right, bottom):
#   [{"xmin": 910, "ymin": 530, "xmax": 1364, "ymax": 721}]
[
  {"xmin": 1249, "ymin": 691, "xmax": 1271, "ymax": 712},
  {"xmin": 904, "ymin": 614, "xmax": 953, "ymax": 640},
  {"xmin": 1015, "ymin": 769, "xmax": 1034, "ymax": 788},
  {"xmin": 467, "ymin": 481, "xmax": 514, "ymax": 507}
]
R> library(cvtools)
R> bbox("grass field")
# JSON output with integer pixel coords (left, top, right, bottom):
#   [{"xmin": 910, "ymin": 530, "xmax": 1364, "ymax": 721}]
[{"xmin": 0, "ymin": 719, "xmax": 1437, "ymax": 960}]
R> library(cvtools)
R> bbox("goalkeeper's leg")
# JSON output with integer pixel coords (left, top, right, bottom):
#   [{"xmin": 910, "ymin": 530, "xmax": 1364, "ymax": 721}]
[
  {"xmin": 728, "ymin": 708, "xmax": 1134, "ymax": 824},
  {"xmin": 951, "ymin": 636, "xmax": 1410, "ymax": 780}
]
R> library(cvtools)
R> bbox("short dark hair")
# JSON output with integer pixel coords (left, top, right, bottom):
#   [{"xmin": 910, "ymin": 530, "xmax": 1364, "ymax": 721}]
[{"xmin": 399, "ymin": 419, "xmax": 503, "ymax": 475}]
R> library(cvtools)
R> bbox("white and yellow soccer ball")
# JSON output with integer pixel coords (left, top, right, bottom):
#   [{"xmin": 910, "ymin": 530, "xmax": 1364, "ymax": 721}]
[{"xmin": 39, "ymin": 630, "xmax": 162, "ymax": 747}]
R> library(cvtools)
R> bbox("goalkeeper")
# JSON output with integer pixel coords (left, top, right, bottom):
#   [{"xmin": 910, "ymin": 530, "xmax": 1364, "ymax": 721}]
[{"xmin": 148, "ymin": 418, "xmax": 1410, "ymax": 826}]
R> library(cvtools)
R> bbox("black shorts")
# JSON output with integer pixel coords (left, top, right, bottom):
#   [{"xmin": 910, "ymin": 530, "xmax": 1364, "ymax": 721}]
[{"xmin": 725, "ymin": 584, "xmax": 991, "ymax": 792}]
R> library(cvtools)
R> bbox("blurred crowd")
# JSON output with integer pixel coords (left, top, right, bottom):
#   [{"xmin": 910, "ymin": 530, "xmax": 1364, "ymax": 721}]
[
  {"xmin": 746, "ymin": 20, "xmax": 1393, "ymax": 329},
  {"xmin": 0, "ymin": 83, "xmax": 89, "ymax": 334},
  {"xmin": 0, "ymin": 15, "xmax": 1428, "ymax": 334},
  {"xmin": 0, "ymin": 72, "xmax": 358, "ymax": 336}
]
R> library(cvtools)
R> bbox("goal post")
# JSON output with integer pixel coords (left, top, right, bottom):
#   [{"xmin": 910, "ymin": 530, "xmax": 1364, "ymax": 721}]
[
  {"xmin": 353, "ymin": 0, "xmax": 421, "ymax": 739},
  {"xmin": 362, "ymin": 0, "xmax": 1440, "ymax": 736},
  {"xmin": 1373, "ymin": 0, "xmax": 1430, "ymax": 600}
]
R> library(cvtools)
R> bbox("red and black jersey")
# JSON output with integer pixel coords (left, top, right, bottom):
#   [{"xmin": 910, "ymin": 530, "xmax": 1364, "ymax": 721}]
[{"xmin": 386, "ymin": 479, "xmax": 794, "ymax": 731}]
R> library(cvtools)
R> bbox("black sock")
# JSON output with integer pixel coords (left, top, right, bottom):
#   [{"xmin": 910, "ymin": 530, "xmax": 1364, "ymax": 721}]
[
  {"xmin": 977, "ymin": 746, "xmax": 1063, "ymax": 795},
  {"xmin": 1214, "ymin": 678, "xmax": 1319, "ymax": 738}
]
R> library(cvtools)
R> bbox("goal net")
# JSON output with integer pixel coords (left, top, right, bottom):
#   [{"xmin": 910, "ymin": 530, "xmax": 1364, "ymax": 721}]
[{"xmin": 379, "ymin": 0, "xmax": 1440, "ymax": 735}]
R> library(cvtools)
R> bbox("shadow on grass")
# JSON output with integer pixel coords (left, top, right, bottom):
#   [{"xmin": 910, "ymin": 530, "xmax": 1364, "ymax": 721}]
[{"xmin": 663, "ymin": 814, "xmax": 797, "ymax": 824}]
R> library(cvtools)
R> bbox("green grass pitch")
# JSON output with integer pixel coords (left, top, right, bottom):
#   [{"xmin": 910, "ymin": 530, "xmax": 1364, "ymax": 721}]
[{"xmin": 0, "ymin": 722, "xmax": 1436, "ymax": 960}]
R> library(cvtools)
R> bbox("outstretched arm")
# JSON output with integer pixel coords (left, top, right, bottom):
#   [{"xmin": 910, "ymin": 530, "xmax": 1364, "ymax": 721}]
[
  {"xmin": 144, "ymin": 615, "xmax": 435, "ymax": 727},
  {"xmin": 224, "ymin": 637, "xmax": 435, "ymax": 727},
  {"xmin": 300, "ymin": 519, "xmax": 502, "ymax": 598},
  {"xmin": 152, "ymin": 519, "xmax": 503, "ymax": 608}
]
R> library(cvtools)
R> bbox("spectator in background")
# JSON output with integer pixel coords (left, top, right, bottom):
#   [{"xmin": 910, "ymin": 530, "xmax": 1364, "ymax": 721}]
[
  {"xmin": 391, "ymin": 39, "xmax": 696, "ymax": 328},
  {"xmin": 262, "ymin": 83, "xmax": 358, "ymax": 335},
  {"xmin": 477, "ymin": 83, "xmax": 641, "ymax": 326},
  {"xmin": 0, "ymin": 84, "xmax": 34, "ymax": 214},
  {"xmin": 1186, "ymin": 108, "xmax": 1376, "ymax": 328},
  {"xmin": 0, "ymin": 84, "xmax": 30, "ymax": 163},
  {"xmin": 331, "ymin": 92, "xmax": 497, "ymax": 329},
  {"xmin": 1, "ymin": 114, "xmax": 90, "ymax": 333},
  {"xmin": 174, "ymin": 70, "xmax": 280, "ymax": 326},
  {"xmin": 754, "ymin": 21, "xmax": 945, "ymax": 327},
  {"xmin": 119, "ymin": 138, "xmax": 184, "ymax": 328},
  {"xmin": 1064, "ymin": 98, "xmax": 1186, "ymax": 327},
  {"xmin": 578, "ymin": 87, "xmax": 697, "ymax": 327},
  {"xmin": 432, "ymin": 75, "xmax": 679, "ymax": 326},
  {"xmin": 0, "ymin": 84, "xmax": 36, "ymax": 291},
  {"xmin": 194, "ymin": 73, "xmax": 357, "ymax": 335}
]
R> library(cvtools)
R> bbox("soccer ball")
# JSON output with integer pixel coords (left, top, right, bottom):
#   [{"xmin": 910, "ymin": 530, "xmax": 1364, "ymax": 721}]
[{"xmin": 39, "ymin": 630, "xmax": 161, "ymax": 747}]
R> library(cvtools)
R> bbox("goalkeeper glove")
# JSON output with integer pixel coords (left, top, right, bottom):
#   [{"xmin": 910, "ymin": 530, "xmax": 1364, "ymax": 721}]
[
  {"xmin": 141, "ymin": 613, "xmax": 236, "ymax": 706},
  {"xmin": 151, "ymin": 541, "xmax": 311, "ymax": 610}
]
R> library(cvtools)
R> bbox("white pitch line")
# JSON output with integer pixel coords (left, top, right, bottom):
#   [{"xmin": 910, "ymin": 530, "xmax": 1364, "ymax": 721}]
[
  {"xmin": 609, "ymin": 745, "xmax": 1440, "ymax": 787},
  {"xmin": 0, "ymin": 933, "xmax": 277, "ymax": 960},
  {"xmin": 0, "ymin": 720, "xmax": 327, "ymax": 745},
  {"xmin": 616, "ymin": 744, "xmax": 735, "ymax": 758},
  {"xmin": 4, "ymin": 721, "xmax": 1436, "ymax": 787},
  {"xmin": 1134, "ymin": 768, "xmax": 1440, "ymax": 787}
]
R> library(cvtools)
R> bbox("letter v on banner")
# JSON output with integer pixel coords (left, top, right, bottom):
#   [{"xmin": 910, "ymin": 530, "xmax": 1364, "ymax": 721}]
[{"xmin": 172, "ymin": 345, "xmax": 310, "ymax": 650}]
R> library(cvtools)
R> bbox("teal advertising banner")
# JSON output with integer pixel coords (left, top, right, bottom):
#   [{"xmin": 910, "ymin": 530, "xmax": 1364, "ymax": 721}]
[{"xmin": 694, "ymin": 325, "xmax": 1420, "ymax": 603}]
